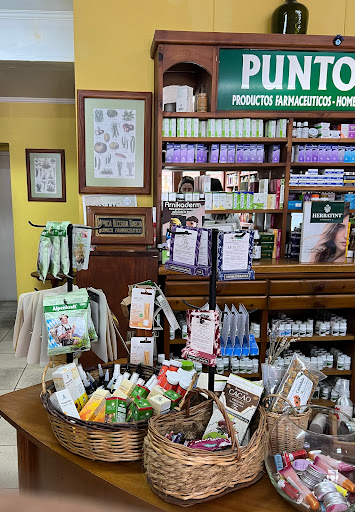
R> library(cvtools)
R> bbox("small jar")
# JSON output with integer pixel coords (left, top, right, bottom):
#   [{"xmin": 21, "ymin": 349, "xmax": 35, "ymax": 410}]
[
  {"xmin": 253, "ymin": 323, "xmax": 261, "ymax": 338},
  {"xmin": 231, "ymin": 358, "xmax": 239, "ymax": 373},
  {"xmin": 332, "ymin": 322, "xmax": 340, "ymax": 336},
  {"xmin": 169, "ymin": 328, "xmax": 175, "ymax": 340},
  {"xmin": 285, "ymin": 323, "xmax": 292, "ymax": 337},
  {"xmin": 313, "ymin": 385, "xmax": 320, "ymax": 399},
  {"xmin": 339, "ymin": 321, "xmax": 347, "ymax": 336},
  {"xmin": 239, "ymin": 359, "xmax": 246, "ymax": 374},
  {"xmin": 326, "ymin": 354, "xmax": 333, "ymax": 368},
  {"xmin": 330, "ymin": 388, "xmax": 339, "ymax": 402},
  {"xmin": 182, "ymin": 324, "xmax": 188, "ymax": 339},
  {"xmin": 337, "ymin": 356, "xmax": 345, "ymax": 370},
  {"xmin": 345, "ymin": 356, "xmax": 351, "ymax": 371},
  {"xmin": 306, "ymin": 322, "xmax": 313, "ymax": 337},
  {"xmin": 246, "ymin": 360, "xmax": 253, "ymax": 374},
  {"xmin": 292, "ymin": 323, "xmax": 299, "ymax": 336},
  {"xmin": 299, "ymin": 323, "xmax": 307, "ymax": 337},
  {"xmin": 321, "ymin": 386, "xmax": 329, "ymax": 400},
  {"xmin": 317, "ymin": 356, "xmax": 323, "ymax": 370},
  {"xmin": 325, "ymin": 321, "xmax": 331, "ymax": 335},
  {"xmin": 319, "ymin": 322, "xmax": 327, "ymax": 336},
  {"xmin": 279, "ymin": 323, "xmax": 286, "ymax": 336},
  {"xmin": 216, "ymin": 359, "xmax": 224, "ymax": 374}
]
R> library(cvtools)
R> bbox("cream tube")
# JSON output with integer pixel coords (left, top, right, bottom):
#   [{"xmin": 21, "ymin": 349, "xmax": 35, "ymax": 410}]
[
  {"xmin": 309, "ymin": 453, "xmax": 355, "ymax": 473},
  {"xmin": 314, "ymin": 456, "xmax": 355, "ymax": 493},
  {"xmin": 280, "ymin": 466, "xmax": 320, "ymax": 510}
]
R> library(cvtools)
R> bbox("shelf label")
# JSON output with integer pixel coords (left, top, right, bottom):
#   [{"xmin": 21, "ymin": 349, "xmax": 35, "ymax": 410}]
[{"xmin": 217, "ymin": 49, "xmax": 355, "ymax": 111}]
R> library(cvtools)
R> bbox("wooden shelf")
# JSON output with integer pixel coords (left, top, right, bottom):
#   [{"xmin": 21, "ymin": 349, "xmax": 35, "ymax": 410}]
[
  {"xmin": 289, "ymin": 186, "xmax": 355, "ymax": 192},
  {"xmin": 291, "ymin": 162, "xmax": 355, "ymax": 167},
  {"xmin": 270, "ymin": 333, "xmax": 355, "ymax": 343},
  {"xmin": 292, "ymin": 139, "xmax": 355, "ymax": 144},
  {"xmin": 163, "ymin": 137, "xmax": 287, "ymax": 143},
  {"xmin": 311, "ymin": 399, "xmax": 335, "ymax": 407},
  {"xmin": 205, "ymin": 209, "xmax": 283, "ymax": 214},
  {"xmin": 322, "ymin": 369, "xmax": 352, "ymax": 376},
  {"xmin": 162, "ymin": 162, "xmax": 285, "ymax": 170}
]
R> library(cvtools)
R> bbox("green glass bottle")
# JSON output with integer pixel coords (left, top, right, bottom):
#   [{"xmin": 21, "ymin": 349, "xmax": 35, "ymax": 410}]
[{"xmin": 271, "ymin": 0, "xmax": 309, "ymax": 34}]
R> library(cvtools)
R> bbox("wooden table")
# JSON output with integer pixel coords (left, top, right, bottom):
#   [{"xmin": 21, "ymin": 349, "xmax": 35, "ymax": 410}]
[{"xmin": 0, "ymin": 385, "xmax": 293, "ymax": 511}]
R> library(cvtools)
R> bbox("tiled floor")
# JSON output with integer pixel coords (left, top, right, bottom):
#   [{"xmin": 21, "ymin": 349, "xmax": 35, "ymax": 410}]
[{"xmin": 0, "ymin": 301, "xmax": 51, "ymax": 494}]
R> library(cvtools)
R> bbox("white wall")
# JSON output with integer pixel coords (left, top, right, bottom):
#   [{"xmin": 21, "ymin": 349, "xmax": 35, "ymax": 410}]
[{"xmin": 0, "ymin": 152, "xmax": 17, "ymax": 300}]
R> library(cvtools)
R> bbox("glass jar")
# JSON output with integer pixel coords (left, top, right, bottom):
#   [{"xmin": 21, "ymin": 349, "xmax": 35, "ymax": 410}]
[
  {"xmin": 265, "ymin": 405, "xmax": 355, "ymax": 512},
  {"xmin": 271, "ymin": 0, "xmax": 309, "ymax": 34}
]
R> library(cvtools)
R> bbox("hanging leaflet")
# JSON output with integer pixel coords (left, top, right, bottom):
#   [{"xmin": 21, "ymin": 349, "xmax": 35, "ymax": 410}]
[
  {"xmin": 217, "ymin": 230, "xmax": 255, "ymax": 281},
  {"xmin": 182, "ymin": 310, "xmax": 220, "ymax": 367},
  {"xmin": 129, "ymin": 286, "xmax": 155, "ymax": 330},
  {"xmin": 130, "ymin": 337, "xmax": 154, "ymax": 366}
]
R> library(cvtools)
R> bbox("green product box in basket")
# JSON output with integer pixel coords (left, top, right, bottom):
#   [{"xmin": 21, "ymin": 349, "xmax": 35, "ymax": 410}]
[
  {"xmin": 129, "ymin": 398, "xmax": 153, "ymax": 421},
  {"xmin": 164, "ymin": 390, "xmax": 182, "ymax": 409},
  {"xmin": 105, "ymin": 397, "xmax": 126, "ymax": 423}
]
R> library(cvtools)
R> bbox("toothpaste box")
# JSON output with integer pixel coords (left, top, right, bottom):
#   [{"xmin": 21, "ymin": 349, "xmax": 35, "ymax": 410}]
[
  {"xmin": 166, "ymin": 143, "xmax": 174, "ymax": 162},
  {"xmin": 256, "ymin": 119, "xmax": 264, "ymax": 138},
  {"xmin": 52, "ymin": 363, "xmax": 88, "ymax": 411},
  {"xmin": 233, "ymin": 192, "xmax": 241, "ymax": 209},
  {"xmin": 257, "ymin": 144, "xmax": 264, "ymax": 162},
  {"xmin": 209, "ymin": 143, "xmax": 219, "ymax": 163},
  {"xmin": 305, "ymin": 144, "xmax": 312, "ymax": 162},
  {"xmin": 207, "ymin": 119, "xmax": 216, "ymax": 138},
  {"xmin": 243, "ymin": 144, "xmax": 250, "ymax": 162},
  {"xmin": 202, "ymin": 374, "xmax": 263, "ymax": 444},
  {"xmin": 219, "ymin": 143, "xmax": 228, "ymax": 163},
  {"xmin": 199, "ymin": 120, "xmax": 207, "ymax": 137},
  {"xmin": 229, "ymin": 119, "xmax": 236, "ymax": 137},
  {"xmin": 173, "ymin": 143, "xmax": 181, "ymax": 162},
  {"xmin": 251, "ymin": 119, "xmax": 257, "ymax": 137},
  {"xmin": 187, "ymin": 144, "xmax": 195, "ymax": 163},
  {"xmin": 162, "ymin": 118, "xmax": 169, "ymax": 137},
  {"xmin": 243, "ymin": 118, "xmax": 251, "ymax": 137},
  {"xmin": 226, "ymin": 192, "xmax": 233, "ymax": 210},
  {"xmin": 180, "ymin": 144, "xmax": 188, "ymax": 163},
  {"xmin": 236, "ymin": 144, "xmax": 244, "ymax": 162},
  {"xmin": 212, "ymin": 192, "xmax": 220, "ymax": 210},
  {"xmin": 222, "ymin": 119, "xmax": 230, "ymax": 137},
  {"xmin": 177, "ymin": 118, "xmax": 184, "ymax": 137},
  {"xmin": 50, "ymin": 389, "xmax": 81, "ymax": 419},
  {"xmin": 191, "ymin": 118, "xmax": 199, "ymax": 137},
  {"xmin": 228, "ymin": 144, "xmax": 236, "ymax": 163},
  {"xmin": 250, "ymin": 144, "xmax": 257, "ymax": 162},
  {"xmin": 185, "ymin": 118, "xmax": 192, "ymax": 137},
  {"xmin": 236, "ymin": 119, "xmax": 244, "ymax": 137},
  {"xmin": 205, "ymin": 192, "xmax": 212, "ymax": 210},
  {"xmin": 169, "ymin": 118, "xmax": 176, "ymax": 137},
  {"xmin": 215, "ymin": 119, "xmax": 222, "ymax": 137}
]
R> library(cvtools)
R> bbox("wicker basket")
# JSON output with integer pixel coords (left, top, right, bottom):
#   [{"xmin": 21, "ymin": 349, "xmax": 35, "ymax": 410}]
[
  {"xmin": 263, "ymin": 394, "xmax": 311, "ymax": 453},
  {"xmin": 144, "ymin": 387, "xmax": 267, "ymax": 506},
  {"xmin": 40, "ymin": 362, "xmax": 155, "ymax": 462}
]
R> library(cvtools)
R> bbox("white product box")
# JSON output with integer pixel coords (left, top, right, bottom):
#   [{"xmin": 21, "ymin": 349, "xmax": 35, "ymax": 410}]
[
  {"xmin": 236, "ymin": 119, "xmax": 243, "ymax": 137},
  {"xmin": 207, "ymin": 119, "xmax": 216, "ymax": 137},
  {"xmin": 169, "ymin": 118, "xmax": 176, "ymax": 137},
  {"xmin": 52, "ymin": 363, "xmax": 88, "ymax": 412},
  {"xmin": 226, "ymin": 193, "xmax": 233, "ymax": 210},
  {"xmin": 205, "ymin": 192, "xmax": 213, "ymax": 210},
  {"xmin": 266, "ymin": 120, "xmax": 276, "ymax": 138},
  {"xmin": 229, "ymin": 119, "xmax": 236, "ymax": 137},
  {"xmin": 177, "ymin": 118, "xmax": 185, "ymax": 137},
  {"xmin": 219, "ymin": 192, "xmax": 227, "ymax": 210},
  {"xmin": 251, "ymin": 119, "xmax": 257, "ymax": 137},
  {"xmin": 176, "ymin": 85, "xmax": 194, "ymax": 112},
  {"xmin": 243, "ymin": 118, "xmax": 251, "ymax": 137},
  {"xmin": 256, "ymin": 119, "xmax": 264, "ymax": 137},
  {"xmin": 162, "ymin": 118, "xmax": 170, "ymax": 137},
  {"xmin": 185, "ymin": 118, "xmax": 192, "ymax": 137},
  {"xmin": 215, "ymin": 119, "xmax": 222, "ymax": 137},
  {"xmin": 259, "ymin": 178, "xmax": 269, "ymax": 194},
  {"xmin": 192, "ymin": 118, "xmax": 199, "ymax": 137},
  {"xmin": 212, "ymin": 193, "xmax": 220, "ymax": 210},
  {"xmin": 199, "ymin": 120, "xmax": 207, "ymax": 137},
  {"xmin": 50, "ymin": 389, "xmax": 80, "ymax": 419}
]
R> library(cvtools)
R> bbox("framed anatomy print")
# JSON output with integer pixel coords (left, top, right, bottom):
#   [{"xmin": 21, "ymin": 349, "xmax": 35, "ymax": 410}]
[
  {"xmin": 26, "ymin": 149, "xmax": 66, "ymax": 202},
  {"xmin": 77, "ymin": 90, "xmax": 152, "ymax": 195}
]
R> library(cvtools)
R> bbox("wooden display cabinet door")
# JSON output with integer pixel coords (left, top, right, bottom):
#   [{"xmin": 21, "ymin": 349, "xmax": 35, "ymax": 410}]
[{"xmin": 77, "ymin": 250, "xmax": 158, "ymax": 364}]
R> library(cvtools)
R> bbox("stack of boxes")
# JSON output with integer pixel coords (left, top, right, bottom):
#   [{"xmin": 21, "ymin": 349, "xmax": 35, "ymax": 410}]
[
  {"xmin": 259, "ymin": 232, "xmax": 275, "ymax": 259},
  {"xmin": 289, "ymin": 169, "xmax": 345, "ymax": 187},
  {"xmin": 292, "ymin": 144, "xmax": 355, "ymax": 163}
]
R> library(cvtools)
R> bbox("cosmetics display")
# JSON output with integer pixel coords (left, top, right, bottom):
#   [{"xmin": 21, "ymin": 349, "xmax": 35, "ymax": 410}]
[
  {"xmin": 162, "ymin": 117, "xmax": 288, "ymax": 138},
  {"xmin": 292, "ymin": 121, "xmax": 355, "ymax": 139}
]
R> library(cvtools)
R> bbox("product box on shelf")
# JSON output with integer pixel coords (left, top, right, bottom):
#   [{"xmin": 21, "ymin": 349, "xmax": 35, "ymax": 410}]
[
  {"xmin": 233, "ymin": 192, "xmax": 241, "ymax": 209},
  {"xmin": 176, "ymin": 118, "xmax": 184, "ymax": 137},
  {"xmin": 199, "ymin": 120, "xmax": 207, "ymax": 137},
  {"xmin": 209, "ymin": 143, "xmax": 219, "ymax": 163},
  {"xmin": 166, "ymin": 143, "xmax": 174, "ymax": 162},
  {"xmin": 236, "ymin": 119, "xmax": 243, "ymax": 137},
  {"xmin": 229, "ymin": 119, "xmax": 236, "ymax": 137},
  {"xmin": 169, "ymin": 118, "xmax": 176, "ymax": 137},
  {"xmin": 222, "ymin": 119, "xmax": 229, "ymax": 137},
  {"xmin": 253, "ymin": 192, "xmax": 268, "ymax": 209},
  {"xmin": 191, "ymin": 118, "xmax": 199, "ymax": 137},
  {"xmin": 243, "ymin": 118, "xmax": 251, "ymax": 137},
  {"xmin": 215, "ymin": 119, "xmax": 222, "ymax": 137},
  {"xmin": 207, "ymin": 119, "xmax": 215, "ymax": 137},
  {"xmin": 173, "ymin": 144, "xmax": 181, "ymax": 162},
  {"xmin": 185, "ymin": 118, "xmax": 192, "ymax": 137},
  {"xmin": 219, "ymin": 144, "xmax": 228, "ymax": 163},
  {"xmin": 162, "ymin": 118, "xmax": 169, "ymax": 137},
  {"xmin": 228, "ymin": 144, "xmax": 236, "ymax": 163}
]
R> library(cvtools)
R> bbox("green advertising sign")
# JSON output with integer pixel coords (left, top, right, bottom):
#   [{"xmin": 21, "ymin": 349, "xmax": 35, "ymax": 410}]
[
  {"xmin": 217, "ymin": 49, "xmax": 355, "ymax": 111},
  {"xmin": 310, "ymin": 202, "xmax": 344, "ymax": 224}
]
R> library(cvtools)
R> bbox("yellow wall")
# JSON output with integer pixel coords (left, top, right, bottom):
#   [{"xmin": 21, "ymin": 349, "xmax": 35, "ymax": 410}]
[
  {"xmin": 73, "ymin": 0, "xmax": 355, "ymax": 201},
  {"xmin": 0, "ymin": 102, "xmax": 79, "ymax": 297}
]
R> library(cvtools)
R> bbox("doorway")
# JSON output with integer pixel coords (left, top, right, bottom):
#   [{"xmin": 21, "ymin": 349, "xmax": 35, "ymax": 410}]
[{"xmin": 0, "ymin": 148, "xmax": 17, "ymax": 299}]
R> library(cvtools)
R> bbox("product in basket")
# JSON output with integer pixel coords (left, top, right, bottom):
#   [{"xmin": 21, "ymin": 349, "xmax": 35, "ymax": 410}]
[
  {"xmin": 271, "ymin": 353, "xmax": 326, "ymax": 413},
  {"xmin": 52, "ymin": 362, "xmax": 88, "ymax": 412},
  {"xmin": 79, "ymin": 388, "xmax": 110, "ymax": 421},
  {"xmin": 105, "ymin": 396, "xmax": 127, "ymax": 423}
]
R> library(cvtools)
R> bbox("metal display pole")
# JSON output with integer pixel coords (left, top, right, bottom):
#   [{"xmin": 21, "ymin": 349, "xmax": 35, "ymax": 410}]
[{"xmin": 208, "ymin": 229, "xmax": 218, "ymax": 392}]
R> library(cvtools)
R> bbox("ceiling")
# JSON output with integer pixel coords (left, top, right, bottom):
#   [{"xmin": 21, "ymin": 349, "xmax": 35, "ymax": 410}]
[{"xmin": 0, "ymin": 61, "xmax": 74, "ymax": 98}]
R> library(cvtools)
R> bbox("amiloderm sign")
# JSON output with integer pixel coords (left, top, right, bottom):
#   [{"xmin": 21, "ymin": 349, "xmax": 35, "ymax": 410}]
[{"xmin": 217, "ymin": 49, "xmax": 355, "ymax": 111}]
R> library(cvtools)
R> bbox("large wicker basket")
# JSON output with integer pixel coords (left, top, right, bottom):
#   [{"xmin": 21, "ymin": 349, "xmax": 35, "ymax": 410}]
[
  {"xmin": 263, "ymin": 394, "xmax": 311, "ymax": 453},
  {"xmin": 144, "ymin": 387, "xmax": 267, "ymax": 506},
  {"xmin": 40, "ymin": 362, "xmax": 155, "ymax": 462}
]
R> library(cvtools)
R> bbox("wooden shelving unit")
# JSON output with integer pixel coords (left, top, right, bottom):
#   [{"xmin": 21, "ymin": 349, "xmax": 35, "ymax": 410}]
[{"xmin": 162, "ymin": 162, "xmax": 285, "ymax": 170}]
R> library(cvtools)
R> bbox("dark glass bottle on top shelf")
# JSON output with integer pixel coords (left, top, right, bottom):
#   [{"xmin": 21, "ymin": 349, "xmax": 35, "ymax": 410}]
[{"xmin": 271, "ymin": 0, "xmax": 309, "ymax": 34}]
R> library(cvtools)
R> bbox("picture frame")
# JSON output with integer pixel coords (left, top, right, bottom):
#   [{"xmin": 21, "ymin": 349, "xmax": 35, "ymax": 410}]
[
  {"xmin": 86, "ymin": 206, "xmax": 154, "ymax": 245},
  {"xmin": 26, "ymin": 149, "xmax": 66, "ymax": 202},
  {"xmin": 77, "ymin": 90, "xmax": 152, "ymax": 195}
]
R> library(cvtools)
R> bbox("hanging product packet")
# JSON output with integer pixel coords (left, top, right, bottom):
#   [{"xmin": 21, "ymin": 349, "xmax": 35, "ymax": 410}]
[
  {"xmin": 37, "ymin": 226, "xmax": 52, "ymax": 282},
  {"xmin": 59, "ymin": 221, "xmax": 70, "ymax": 276},
  {"xmin": 47, "ymin": 221, "xmax": 61, "ymax": 279},
  {"xmin": 44, "ymin": 289, "xmax": 91, "ymax": 356},
  {"xmin": 72, "ymin": 226, "xmax": 92, "ymax": 271}
]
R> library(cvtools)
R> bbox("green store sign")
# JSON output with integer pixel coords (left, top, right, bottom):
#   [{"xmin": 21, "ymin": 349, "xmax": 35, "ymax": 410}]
[{"xmin": 217, "ymin": 49, "xmax": 355, "ymax": 111}]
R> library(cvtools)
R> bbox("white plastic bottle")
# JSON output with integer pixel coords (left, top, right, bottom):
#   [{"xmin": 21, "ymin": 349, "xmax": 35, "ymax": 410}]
[
  {"xmin": 296, "ymin": 122, "xmax": 303, "ymax": 138},
  {"xmin": 335, "ymin": 380, "xmax": 353, "ymax": 419}
]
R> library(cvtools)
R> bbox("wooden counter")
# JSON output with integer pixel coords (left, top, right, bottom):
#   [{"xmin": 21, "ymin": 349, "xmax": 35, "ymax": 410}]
[{"xmin": 0, "ymin": 385, "xmax": 292, "ymax": 511}]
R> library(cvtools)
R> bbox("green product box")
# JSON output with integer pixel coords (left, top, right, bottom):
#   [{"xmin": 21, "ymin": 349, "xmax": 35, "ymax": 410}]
[
  {"xmin": 243, "ymin": 118, "xmax": 251, "ymax": 137},
  {"xmin": 105, "ymin": 397, "xmax": 126, "ymax": 424},
  {"xmin": 177, "ymin": 118, "xmax": 184, "ymax": 137},
  {"xmin": 191, "ymin": 118, "xmax": 199, "ymax": 137},
  {"xmin": 246, "ymin": 191, "xmax": 253, "ymax": 208},
  {"xmin": 130, "ymin": 384, "xmax": 149, "ymax": 400},
  {"xmin": 259, "ymin": 233, "xmax": 275, "ymax": 242},
  {"xmin": 236, "ymin": 119, "xmax": 243, "ymax": 137},
  {"xmin": 256, "ymin": 119, "xmax": 264, "ymax": 138},
  {"xmin": 162, "ymin": 118, "xmax": 169, "ymax": 137},
  {"xmin": 129, "ymin": 398, "xmax": 153, "ymax": 421},
  {"xmin": 261, "ymin": 242, "xmax": 274, "ymax": 250},
  {"xmin": 233, "ymin": 192, "xmax": 240, "ymax": 209},
  {"xmin": 239, "ymin": 191, "xmax": 247, "ymax": 210},
  {"xmin": 261, "ymin": 250, "xmax": 273, "ymax": 259},
  {"xmin": 229, "ymin": 119, "xmax": 236, "ymax": 137},
  {"xmin": 164, "ymin": 390, "xmax": 182, "ymax": 409},
  {"xmin": 185, "ymin": 118, "xmax": 192, "ymax": 137},
  {"xmin": 222, "ymin": 119, "xmax": 230, "ymax": 137},
  {"xmin": 169, "ymin": 118, "xmax": 176, "ymax": 137},
  {"xmin": 215, "ymin": 119, "xmax": 222, "ymax": 137},
  {"xmin": 207, "ymin": 119, "xmax": 216, "ymax": 137}
]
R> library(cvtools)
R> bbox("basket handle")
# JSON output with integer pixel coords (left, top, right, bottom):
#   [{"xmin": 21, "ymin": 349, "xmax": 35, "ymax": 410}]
[
  {"xmin": 41, "ymin": 362, "xmax": 53, "ymax": 397},
  {"xmin": 181, "ymin": 387, "xmax": 241, "ymax": 458},
  {"xmin": 262, "ymin": 393, "xmax": 297, "ymax": 412}
]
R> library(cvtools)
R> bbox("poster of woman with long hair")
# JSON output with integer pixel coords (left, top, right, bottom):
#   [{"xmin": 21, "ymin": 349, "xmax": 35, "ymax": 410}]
[{"xmin": 300, "ymin": 202, "xmax": 350, "ymax": 263}]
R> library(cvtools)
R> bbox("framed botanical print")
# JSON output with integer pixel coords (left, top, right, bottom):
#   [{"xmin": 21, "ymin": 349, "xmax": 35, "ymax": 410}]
[
  {"xmin": 26, "ymin": 149, "xmax": 66, "ymax": 202},
  {"xmin": 77, "ymin": 90, "xmax": 152, "ymax": 195}
]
